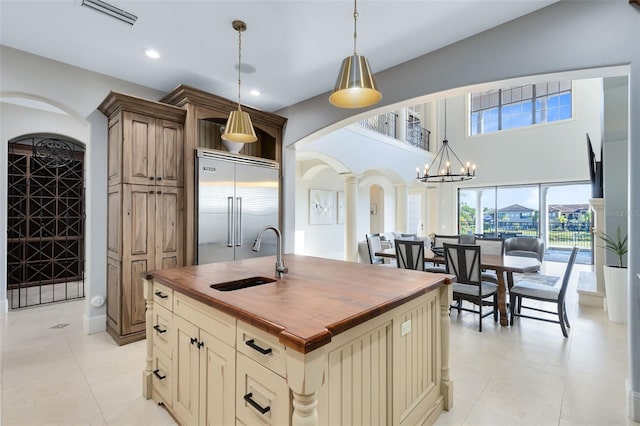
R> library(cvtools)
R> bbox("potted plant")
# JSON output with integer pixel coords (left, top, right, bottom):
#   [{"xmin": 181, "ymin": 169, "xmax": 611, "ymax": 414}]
[{"xmin": 597, "ymin": 225, "xmax": 628, "ymax": 324}]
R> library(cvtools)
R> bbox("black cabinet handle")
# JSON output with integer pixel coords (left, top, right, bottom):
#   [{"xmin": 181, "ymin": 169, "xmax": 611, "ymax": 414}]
[
  {"xmin": 245, "ymin": 339, "xmax": 272, "ymax": 355},
  {"xmin": 244, "ymin": 393, "xmax": 271, "ymax": 414},
  {"xmin": 149, "ymin": 177, "xmax": 155, "ymax": 181},
  {"xmin": 154, "ymin": 291, "xmax": 168, "ymax": 299},
  {"xmin": 197, "ymin": 341, "xmax": 204, "ymax": 349},
  {"xmin": 153, "ymin": 369, "xmax": 166, "ymax": 380},
  {"xmin": 153, "ymin": 325, "xmax": 166, "ymax": 334},
  {"xmin": 190, "ymin": 337, "xmax": 198, "ymax": 345},
  {"xmin": 156, "ymin": 177, "xmax": 162, "ymax": 181},
  {"xmin": 157, "ymin": 191, "xmax": 162, "ymax": 194},
  {"xmin": 149, "ymin": 190, "xmax": 155, "ymax": 194}
]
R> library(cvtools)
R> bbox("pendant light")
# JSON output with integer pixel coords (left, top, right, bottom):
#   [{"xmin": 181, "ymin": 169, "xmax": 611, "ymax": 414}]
[
  {"xmin": 222, "ymin": 20, "xmax": 257, "ymax": 143},
  {"xmin": 416, "ymin": 99, "xmax": 476, "ymax": 183},
  {"xmin": 329, "ymin": 0, "xmax": 382, "ymax": 109}
]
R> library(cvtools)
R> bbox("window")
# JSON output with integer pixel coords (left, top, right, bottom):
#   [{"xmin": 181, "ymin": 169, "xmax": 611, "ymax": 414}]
[{"xmin": 469, "ymin": 81, "xmax": 572, "ymax": 135}]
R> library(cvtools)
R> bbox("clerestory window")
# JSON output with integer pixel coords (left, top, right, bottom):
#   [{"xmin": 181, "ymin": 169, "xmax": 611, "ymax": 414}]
[{"xmin": 469, "ymin": 81, "xmax": 572, "ymax": 136}]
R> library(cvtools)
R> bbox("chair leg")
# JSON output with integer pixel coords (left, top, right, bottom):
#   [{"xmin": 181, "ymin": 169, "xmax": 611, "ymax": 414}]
[
  {"xmin": 457, "ymin": 297, "xmax": 462, "ymax": 313},
  {"xmin": 478, "ymin": 301, "xmax": 483, "ymax": 332},
  {"xmin": 558, "ymin": 301, "xmax": 569, "ymax": 338},
  {"xmin": 509, "ymin": 293, "xmax": 515, "ymax": 326},
  {"xmin": 493, "ymin": 293, "xmax": 498, "ymax": 322},
  {"xmin": 563, "ymin": 302, "xmax": 571, "ymax": 328}
]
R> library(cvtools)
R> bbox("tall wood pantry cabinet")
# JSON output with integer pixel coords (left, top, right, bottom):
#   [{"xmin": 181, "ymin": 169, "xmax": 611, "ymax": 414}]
[{"xmin": 99, "ymin": 92, "xmax": 187, "ymax": 345}]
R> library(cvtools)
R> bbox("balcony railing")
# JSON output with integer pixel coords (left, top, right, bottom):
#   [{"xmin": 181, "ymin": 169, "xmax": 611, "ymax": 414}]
[
  {"xmin": 407, "ymin": 124, "xmax": 430, "ymax": 151},
  {"xmin": 359, "ymin": 112, "xmax": 430, "ymax": 152},
  {"xmin": 359, "ymin": 112, "xmax": 397, "ymax": 139}
]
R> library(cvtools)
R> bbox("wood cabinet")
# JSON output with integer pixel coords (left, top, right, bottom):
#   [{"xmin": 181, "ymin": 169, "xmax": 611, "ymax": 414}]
[{"xmin": 99, "ymin": 92, "xmax": 186, "ymax": 345}]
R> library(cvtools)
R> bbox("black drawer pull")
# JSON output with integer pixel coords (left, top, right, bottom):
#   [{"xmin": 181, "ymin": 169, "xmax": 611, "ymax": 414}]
[
  {"xmin": 191, "ymin": 337, "xmax": 198, "ymax": 345},
  {"xmin": 197, "ymin": 340, "xmax": 204, "ymax": 349},
  {"xmin": 153, "ymin": 369, "xmax": 166, "ymax": 380},
  {"xmin": 153, "ymin": 325, "xmax": 167, "ymax": 334},
  {"xmin": 154, "ymin": 291, "xmax": 168, "ymax": 299},
  {"xmin": 246, "ymin": 339, "xmax": 272, "ymax": 355},
  {"xmin": 244, "ymin": 393, "xmax": 271, "ymax": 414}
]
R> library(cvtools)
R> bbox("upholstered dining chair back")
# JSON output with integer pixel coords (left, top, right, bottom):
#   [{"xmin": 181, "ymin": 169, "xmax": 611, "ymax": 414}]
[
  {"xmin": 443, "ymin": 243, "xmax": 482, "ymax": 285},
  {"xmin": 395, "ymin": 240, "xmax": 425, "ymax": 271},
  {"xmin": 433, "ymin": 234, "xmax": 460, "ymax": 248},
  {"xmin": 504, "ymin": 237, "xmax": 545, "ymax": 262},
  {"xmin": 365, "ymin": 233, "xmax": 384, "ymax": 264},
  {"xmin": 475, "ymin": 237, "xmax": 504, "ymax": 256},
  {"xmin": 458, "ymin": 234, "xmax": 476, "ymax": 245}
]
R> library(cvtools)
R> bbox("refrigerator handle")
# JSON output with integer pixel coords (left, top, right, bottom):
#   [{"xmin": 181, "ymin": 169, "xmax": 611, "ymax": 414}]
[
  {"xmin": 236, "ymin": 197, "xmax": 242, "ymax": 246},
  {"xmin": 227, "ymin": 196, "xmax": 234, "ymax": 247}
]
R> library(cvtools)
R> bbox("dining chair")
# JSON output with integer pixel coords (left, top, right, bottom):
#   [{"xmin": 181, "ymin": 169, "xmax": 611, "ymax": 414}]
[
  {"xmin": 458, "ymin": 234, "xmax": 476, "ymax": 244},
  {"xmin": 443, "ymin": 243, "xmax": 498, "ymax": 332},
  {"xmin": 509, "ymin": 246, "xmax": 578, "ymax": 337},
  {"xmin": 365, "ymin": 233, "xmax": 396, "ymax": 267},
  {"xmin": 475, "ymin": 237, "xmax": 505, "ymax": 284},
  {"xmin": 394, "ymin": 239, "xmax": 425, "ymax": 271}
]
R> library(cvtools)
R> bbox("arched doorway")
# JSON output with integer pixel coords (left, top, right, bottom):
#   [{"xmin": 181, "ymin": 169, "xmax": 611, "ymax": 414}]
[{"xmin": 6, "ymin": 135, "xmax": 85, "ymax": 308}]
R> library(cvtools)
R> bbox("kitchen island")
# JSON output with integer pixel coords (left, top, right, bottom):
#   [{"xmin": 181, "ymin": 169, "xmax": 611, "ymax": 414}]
[{"xmin": 142, "ymin": 254, "xmax": 454, "ymax": 426}]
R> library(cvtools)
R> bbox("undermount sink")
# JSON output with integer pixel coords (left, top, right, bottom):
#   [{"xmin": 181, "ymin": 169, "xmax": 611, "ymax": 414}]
[{"xmin": 210, "ymin": 276, "xmax": 276, "ymax": 292}]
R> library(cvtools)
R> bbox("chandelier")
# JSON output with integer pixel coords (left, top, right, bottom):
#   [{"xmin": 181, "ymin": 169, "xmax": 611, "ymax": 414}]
[{"xmin": 416, "ymin": 100, "xmax": 476, "ymax": 183}]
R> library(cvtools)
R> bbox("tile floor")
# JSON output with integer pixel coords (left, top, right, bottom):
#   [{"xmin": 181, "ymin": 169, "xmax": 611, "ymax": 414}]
[{"xmin": 0, "ymin": 261, "xmax": 637, "ymax": 425}]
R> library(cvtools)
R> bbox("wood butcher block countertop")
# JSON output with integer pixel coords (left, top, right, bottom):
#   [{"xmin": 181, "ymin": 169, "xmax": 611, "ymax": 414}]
[{"xmin": 144, "ymin": 254, "xmax": 455, "ymax": 354}]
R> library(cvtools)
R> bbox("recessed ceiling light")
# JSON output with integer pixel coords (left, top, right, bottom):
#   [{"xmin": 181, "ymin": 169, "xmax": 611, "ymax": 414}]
[
  {"xmin": 145, "ymin": 49, "xmax": 160, "ymax": 59},
  {"xmin": 249, "ymin": 89, "xmax": 261, "ymax": 97}
]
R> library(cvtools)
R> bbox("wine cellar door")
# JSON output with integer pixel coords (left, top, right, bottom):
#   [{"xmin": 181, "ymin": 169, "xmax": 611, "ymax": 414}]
[{"xmin": 6, "ymin": 137, "xmax": 86, "ymax": 309}]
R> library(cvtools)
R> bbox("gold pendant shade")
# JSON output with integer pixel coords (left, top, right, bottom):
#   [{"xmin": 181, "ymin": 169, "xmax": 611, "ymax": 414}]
[
  {"xmin": 329, "ymin": 54, "xmax": 382, "ymax": 109},
  {"xmin": 222, "ymin": 20, "xmax": 258, "ymax": 144},
  {"xmin": 222, "ymin": 108, "xmax": 257, "ymax": 143}
]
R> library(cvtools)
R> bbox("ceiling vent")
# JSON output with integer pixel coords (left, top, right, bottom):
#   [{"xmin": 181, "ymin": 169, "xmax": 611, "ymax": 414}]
[{"xmin": 81, "ymin": 0, "xmax": 137, "ymax": 25}]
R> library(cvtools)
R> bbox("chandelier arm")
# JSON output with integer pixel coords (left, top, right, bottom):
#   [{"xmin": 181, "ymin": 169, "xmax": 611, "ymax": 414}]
[{"xmin": 428, "ymin": 143, "xmax": 447, "ymax": 177}]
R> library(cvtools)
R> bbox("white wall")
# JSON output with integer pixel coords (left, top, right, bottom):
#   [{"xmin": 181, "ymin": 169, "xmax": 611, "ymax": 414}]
[{"xmin": 295, "ymin": 162, "xmax": 345, "ymax": 260}]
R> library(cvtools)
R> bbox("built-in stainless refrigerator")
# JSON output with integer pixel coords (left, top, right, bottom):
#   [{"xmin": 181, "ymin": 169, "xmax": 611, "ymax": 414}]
[{"xmin": 196, "ymin": 149, "xmax": 279, "ymax": 264}]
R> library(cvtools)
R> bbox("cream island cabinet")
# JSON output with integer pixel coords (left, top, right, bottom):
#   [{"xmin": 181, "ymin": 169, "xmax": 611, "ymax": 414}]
[{"xmin": 142, "ymin": 255, "xmax": 455, "ymax": 426}]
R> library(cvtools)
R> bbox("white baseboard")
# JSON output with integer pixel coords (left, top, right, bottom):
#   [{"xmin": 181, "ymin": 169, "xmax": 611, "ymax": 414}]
[
  {"xmin": 83, "ymin": 313, "xmax": 106, "ymax": 334},
  {"xmin": 627, "ymin": 378, "xmax": 640, "ymax": 421}
]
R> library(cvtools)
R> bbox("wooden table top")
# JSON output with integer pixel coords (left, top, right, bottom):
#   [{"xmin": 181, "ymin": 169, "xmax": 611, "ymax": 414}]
[
  {"xmin": 145, "ymin": 254, "xmax": 455, "ymax": 354},
  {"xmin": 376, "ymin": 248, "xmax": 540, "ymax": 273}
]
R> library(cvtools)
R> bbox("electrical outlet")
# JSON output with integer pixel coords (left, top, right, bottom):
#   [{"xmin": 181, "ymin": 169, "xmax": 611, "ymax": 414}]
[{"xmin": 401, "ymin": 320, "xmax": 411, "ymax": 336}]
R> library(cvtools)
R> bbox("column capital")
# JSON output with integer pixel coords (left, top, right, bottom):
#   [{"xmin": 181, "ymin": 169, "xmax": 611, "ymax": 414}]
[{"xmin": 340, "ymin": 172, "xmax": 359, "ymax": 185}]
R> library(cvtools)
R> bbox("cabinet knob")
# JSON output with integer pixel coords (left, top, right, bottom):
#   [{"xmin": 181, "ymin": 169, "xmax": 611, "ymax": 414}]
[
  {"xmin": 156, "ymin": 177, "xmax": 162, "ymax": 181},
  {"xmin": 149, "ymin": 190, "xmax": 155, "ymax": 194},
  {"xmin": 157, "ymin": 191, "xmax": 162, "ymax": 194},
  {"xmin": 149, "ymin": 177, "xmax": 155, "ymax": 181},
  {"xmin": 190, "ymin": 337, "xmax": 198, "ymax": 345},
  {"xmin": 197, "ymin": 341, "xmax": 204, "ymax": 349}
]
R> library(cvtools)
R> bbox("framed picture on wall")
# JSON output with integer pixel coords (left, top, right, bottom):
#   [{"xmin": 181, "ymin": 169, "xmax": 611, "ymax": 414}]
[
  {"xmin": 337, "ymin": 191, "xmax": 345, "ymax": 224},
  {"xmin": 309, "ymin": 189, "xmax": 335, "ymax": 225}
]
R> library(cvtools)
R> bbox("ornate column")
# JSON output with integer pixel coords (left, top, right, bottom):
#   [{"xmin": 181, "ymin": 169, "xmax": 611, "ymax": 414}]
[
  {"xmin": 142, "ymin": 278, "xmax": 154, "ymax": 399},
  {"xmin": 395, "ymin": 182, "xmax": 408, "ymax": 233},
  {"xmin": 286, "ymin": 347, "xmax": 327, "ymax": 426},
  {"xmin": 439, "ymin": 283, "xmax": 453, "ymax": 410},
  {"xmin": 342, "ymin": 173, "xmax": 359, "ymax": 262}
]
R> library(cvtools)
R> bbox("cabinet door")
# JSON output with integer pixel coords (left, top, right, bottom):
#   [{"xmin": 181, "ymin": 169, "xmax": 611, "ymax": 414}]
[
  {"xmin": 199, "ymin": 329, "xmax": 235, "ymax": 426},
  {"xmin": 173, "ymin": 315, "xmax": 200, "ymax": 426},
  {"xmin": 123, "ymin": 112, "xmax": 156, "ymax": 185},
  {"xmin": 122, "ymin": 184, "xmax": 154, "ymax": 335},
  {"xmin": 155, "ymin": 187, "xmax": 183, "ymax": 270},
  {"xmin": 156, "ymin": 119, "xmax": 183, "ymax": 187}
]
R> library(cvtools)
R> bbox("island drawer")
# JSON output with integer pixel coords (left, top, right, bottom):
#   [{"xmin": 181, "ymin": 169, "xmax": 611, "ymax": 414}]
[
  {"xmin": 151, "ymin": 348, "xmax": 172, "ymax": 407},
  {"xmin": 237, "ymin": 321, "xmax": 286, "ymax": 377},
  {"xmin": 236, "ymin": 353, "xmax": 290, "ymax": 426},
  {"xmin": 151, "ymin": 304, "xmax": 173, "ymax": 358},
  {"xmin": 152, "ymin": 282, "xmax": 173, "ymax": 311},
  {"xmin": 174, "ymin": 292, "xmax": 236, "ymax": 347}
]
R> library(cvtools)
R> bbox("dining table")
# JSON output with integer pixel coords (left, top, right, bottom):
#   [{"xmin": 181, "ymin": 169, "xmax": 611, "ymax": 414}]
[{"xmin": 375, "ymin": 247, "xmax": 540, "ymax": 326}]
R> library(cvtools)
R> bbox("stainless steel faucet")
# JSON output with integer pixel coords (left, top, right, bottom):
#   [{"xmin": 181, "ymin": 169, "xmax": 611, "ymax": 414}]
[{"xmin": 252, "ymin": 225, "xmax": 288, "ymax": 278}]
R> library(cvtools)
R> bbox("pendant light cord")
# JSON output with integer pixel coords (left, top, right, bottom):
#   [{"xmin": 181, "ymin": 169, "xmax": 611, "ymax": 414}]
[
  {"xmin": 353, "ymin": 0, "xmax": 358, "ymax": 55},
  {"xmin": 443, "ymin": 98, "xmax": 448, "ymax": 140},
  {"xmin": 237, "ymin": 28, "xmax": 242, "ymax": 110}
]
